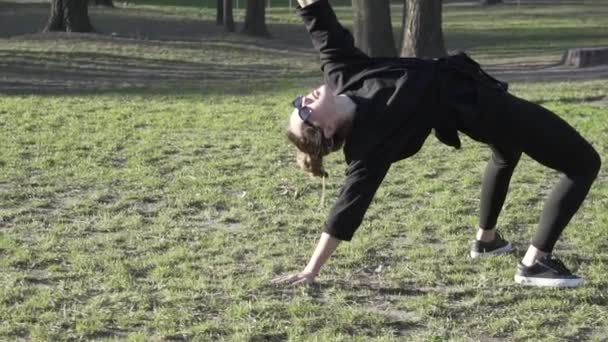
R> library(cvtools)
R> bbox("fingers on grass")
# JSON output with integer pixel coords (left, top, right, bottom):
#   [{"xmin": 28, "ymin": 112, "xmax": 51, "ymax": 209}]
[
  {"xmin": 270, "ymin": 276, "xmax": 287, "ymax": 284},
  {"xmin": 290, "ymin": 277, "xmax": 309, "ymax": 286},
  {"xmin": 270, "ymin": 274, "xmax": 297, "ymax": 285}
]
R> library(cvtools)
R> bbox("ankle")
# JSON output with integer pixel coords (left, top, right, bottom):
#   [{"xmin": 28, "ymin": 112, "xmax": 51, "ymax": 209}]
[
  {"xmin": 521, "ymin": 245, "xmax": 549, "ymax": 267},
  {"xmin": 476, "ymin": 226, "xmax": 496, "ymax": 242}
]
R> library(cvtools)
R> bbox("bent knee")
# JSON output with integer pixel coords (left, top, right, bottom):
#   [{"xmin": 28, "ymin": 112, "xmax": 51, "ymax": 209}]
[
  {"xmin": 571, "ymin": 144, "xmax": 601, "ymax": 180},
  {"xmin": 588, "ymin": 147, "xmax": 601, "ymax": 179},
  {"xmin": 490, "ymin": 150, "xmax": 521, "ymax": 169}
]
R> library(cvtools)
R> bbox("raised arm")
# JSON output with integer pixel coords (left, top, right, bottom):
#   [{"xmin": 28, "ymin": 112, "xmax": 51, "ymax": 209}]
[{"xmin": 296, "ymin": 0, "xmax": 368, "ymax": 74}]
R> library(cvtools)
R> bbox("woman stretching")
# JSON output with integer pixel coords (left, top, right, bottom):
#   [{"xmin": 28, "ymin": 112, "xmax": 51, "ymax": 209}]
[{"xmin": 272, "ymin": 0, "xmax": 601, "ymax": 287}]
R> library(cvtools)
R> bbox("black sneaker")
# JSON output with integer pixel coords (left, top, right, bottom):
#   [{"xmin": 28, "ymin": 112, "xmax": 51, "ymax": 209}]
[
  {"xmin": 470, "ymin": 231, "xmax": 514, "ymax": 259},
  {"xmin": 514, "ymin": 255, "xmax": 584, "ymax": 287}
]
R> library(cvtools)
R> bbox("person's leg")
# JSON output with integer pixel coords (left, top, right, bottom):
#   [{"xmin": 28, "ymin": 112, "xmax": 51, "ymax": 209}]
[
  {"xmin": 487, "ymin": 93, "xmax": 601, "ymax": 257},
  {"xmin": 450, "ymin": 83, "xmax": 522, "ymax": 254},
  {"xmin": 477, "ymin": 145, "xmax": 522, "ymax": 241},
  {"xmin": 468, "ymin": 145, "xmax": 521, "ymax": 258},
  {"xmin": 458, "ymin": 87, "xmax": 600, "ymax": 282}
]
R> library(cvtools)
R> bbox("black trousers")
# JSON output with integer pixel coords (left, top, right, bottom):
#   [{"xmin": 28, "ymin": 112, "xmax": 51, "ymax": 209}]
[{"xmin": 453, "ymin": 85, "xmax": 601, "ymax": 253}]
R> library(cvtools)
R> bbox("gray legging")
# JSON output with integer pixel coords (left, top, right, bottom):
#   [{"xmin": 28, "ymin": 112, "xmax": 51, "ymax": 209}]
[{"xmin": 455, "ymin": 86, "xmax": 601, "ymax": 253}]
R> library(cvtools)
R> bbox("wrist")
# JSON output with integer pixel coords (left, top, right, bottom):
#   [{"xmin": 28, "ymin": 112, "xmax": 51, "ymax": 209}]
[{"xmin": 304, "ymin": 265, "xmax": 320, "ymax": 275}]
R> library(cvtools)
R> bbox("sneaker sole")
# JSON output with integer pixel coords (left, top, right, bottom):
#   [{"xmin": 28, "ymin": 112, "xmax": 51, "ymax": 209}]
[
  {"xmin": 514, "ymin": 275, "xmax": 584, "ymax": 288},
  {"xmin": 470, "ymin": 242, "xmax": 514, "ymax": 259}
]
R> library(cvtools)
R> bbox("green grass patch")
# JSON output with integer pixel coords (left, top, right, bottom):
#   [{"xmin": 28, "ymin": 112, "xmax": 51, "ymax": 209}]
[
  {"xmin": 1, "ymin": 81, "xmax": 606, "ymax": 341},
  {"xmin": 1, "ymin": 0, "xmax": 608, "ymax": 340}
]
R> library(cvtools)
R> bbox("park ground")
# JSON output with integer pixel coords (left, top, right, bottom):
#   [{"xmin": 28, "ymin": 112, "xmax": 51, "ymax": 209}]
[{"xmin": 1, "ymin": 0, "xmax": 607, "ymax": 340}]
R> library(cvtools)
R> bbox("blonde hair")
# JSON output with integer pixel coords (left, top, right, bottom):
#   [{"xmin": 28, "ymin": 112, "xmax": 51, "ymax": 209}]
[{"xmin": 286, "ymin": 122, "xmax": 344, "ymax": 178}]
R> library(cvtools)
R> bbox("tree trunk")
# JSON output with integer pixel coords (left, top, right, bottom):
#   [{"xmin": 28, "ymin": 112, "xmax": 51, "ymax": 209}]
[
  {"xmin": 45, "ymin": 0, "xmax": 94, "ymax": 33},
  {"xmin": 480, "ymin": 0, "xmax": 503, "ymax": 5},
  {"xmin": 93, "ymin": 0, "xmax": 114, "ymax": 7},
  {"xmin": 223, "ymin": 0, "xmax": 235, "ymax": 32},
  {"xmin": 216, "ymin": 0, "xmax": 224, "ymax": 25},
  {"xmin": 352, "ymin": 0, "xmax": 397, "ymax": 57},
  {"xmin": 400, "ymin": 0, "xmax": 446, "ymax": 58},
  {"xmin": 242, "ymin": 0, "xmax": 269, "ymax": 37},
  {"xmin": 401, "ymin": 0, "xmax": 407, "ymax": 46}
]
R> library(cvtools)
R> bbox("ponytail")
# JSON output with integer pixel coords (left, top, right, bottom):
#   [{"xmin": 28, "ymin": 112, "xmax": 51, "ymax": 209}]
[{"xmin": 287, "ymin": 122, "xmax": 342, "ymax": 178}]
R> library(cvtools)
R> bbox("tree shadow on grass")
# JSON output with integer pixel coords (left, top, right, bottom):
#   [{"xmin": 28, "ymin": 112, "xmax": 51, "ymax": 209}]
[
  {"xmin": 0, "ymin": 1, "xmax": 320, "ymax": 95},
  {"xmin": 0, "ymin": 1, "xmax": 314, "ymax": 50},
  {"xmin": 2, "ymin": 1, "xmax": 608, "ymax": 96},
  {"xmin": 0, "ymin": 39, "xmax": 319, "ymax": 95}
]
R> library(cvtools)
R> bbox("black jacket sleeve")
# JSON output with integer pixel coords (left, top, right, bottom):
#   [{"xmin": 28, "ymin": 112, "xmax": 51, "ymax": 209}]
[
  {"xmin": 296, "ymin": 0, "xmax": 369, "ymax": 78},
  {"xmin": 323, "ymin": 160, "xmax": 391, "ymax": 241}
]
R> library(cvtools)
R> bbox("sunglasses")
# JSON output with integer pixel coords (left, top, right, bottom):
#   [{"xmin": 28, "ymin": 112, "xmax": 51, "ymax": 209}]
[{"xmin": 292, "ymin": 95, "xmax": 313, "ymax": 123}]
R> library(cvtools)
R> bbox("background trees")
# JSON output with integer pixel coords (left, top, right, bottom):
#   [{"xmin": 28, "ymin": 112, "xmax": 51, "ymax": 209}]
[
  {"xmin": 351, "ymin": 0, "xmax": 447, "ymax": 58},
  {"xmin": 223, "ymin": 0, "xmax": 235, "ymax": 32},
  {"xmin": 216, "ymin": 0, "xmax": 224, "ymax": 25},
  {"xmin": 480, "ymin": 0, "xmax": 503, "ymax": 5},
  {"xmin": 41, "ymin": 0, "xmax": 447, "ymax": 54},
  {"xmin": 92, "ymin": 0, "xmax": 114, "ymax": 7},
  {"xmin": 216, "ymin": 0, "xmax": 267, "ymax": 36},
  {"xmin": 45, "ymin": 0, "xmax": 94, "ymax": 32},
  {"xmin": 352, "ymin": 0, "xmax": 397, "ymax": 57},
  {"xmin": 242, "ymin": 0, "xmax": 269, "ymax": 36},
  {"xmin": 400, "ymin": 0, "xmax": 447, "ymax": 58}
]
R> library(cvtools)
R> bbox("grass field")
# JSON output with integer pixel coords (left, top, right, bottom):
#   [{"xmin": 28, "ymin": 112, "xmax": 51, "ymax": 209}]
[{"xmin": 1, "ymin": 1, "xmax": 608, "ymax": 340}]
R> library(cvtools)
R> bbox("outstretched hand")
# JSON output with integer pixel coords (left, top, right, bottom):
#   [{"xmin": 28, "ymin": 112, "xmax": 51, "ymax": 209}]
[{"xmin": 270, "ymin": 270, "xmax": 317, "ymax": 286}]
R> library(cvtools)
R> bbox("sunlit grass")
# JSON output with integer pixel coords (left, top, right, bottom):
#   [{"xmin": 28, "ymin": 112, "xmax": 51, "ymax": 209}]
[{"xmin": 1, "ymin": 0, "xmax": 607, "ymax": 340}]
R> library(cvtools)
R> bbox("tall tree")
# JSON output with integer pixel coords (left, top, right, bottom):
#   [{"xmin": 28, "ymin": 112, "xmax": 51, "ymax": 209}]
[
  {"xmin": 480, "ymin": 0, "xmax": 503, "ymax": 4},
  {"xmin": 45, "ymin": 0, "xmax": 94, "ymax": 32},
  {"xmin": 400, "ymin": 0, "xmax": 446, "ymax": 58},
  {"xmin": 216, "ymin": 0, "xmax": 224, "ymax": 25},
  {"xmin": 242, "ymin": 0, "xmax": 269, "ymax": 37},
  {"xmin": 91, "ymin": 0, "xmax": 114, "ymax": 7},
  {"xmin": 401, "ymin": 0, "xmax": 407, "ymax": 48},
  {"xmin": 351, "ymin": 0, "xmax": 397, "ymax": 57},
  {"xmin": 223, "ymin": 0, "xmax": 235, "ymax": 32}
]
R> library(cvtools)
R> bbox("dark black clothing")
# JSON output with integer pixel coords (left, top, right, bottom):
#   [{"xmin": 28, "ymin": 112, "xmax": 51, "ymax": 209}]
[
  {"xmin": 466, "ymin": 87, "xmax": 601, "ymax": 252},
  {"xmin": 298, "ymin": 1, "xmax": 435, "ymax": 164},
  {"xmin": 297, "ymin": 0, "xmax": 600, "ymax": 248},
  {"xmin": 296, "ymin": 0, "xmax": 504, "ymax": 241},
  {"xmin": 297, "ymin": 0, "xmax": 507, "ymax": 164}
]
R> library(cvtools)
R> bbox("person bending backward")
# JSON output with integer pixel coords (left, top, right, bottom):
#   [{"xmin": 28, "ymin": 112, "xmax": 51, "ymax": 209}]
[{"xmin": 272, "ymin": 0, "xmax": 601, "ymax": 287}]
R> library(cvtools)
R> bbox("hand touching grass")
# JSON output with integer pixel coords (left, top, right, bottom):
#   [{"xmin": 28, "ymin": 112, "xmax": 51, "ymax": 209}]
[
  {"xmin": 270, "ymin": 270, "xmax": 318, "ymax": 286},
  {"xmin": 270, "ymin": 233, "xmax": 341, "ymax": 286}
]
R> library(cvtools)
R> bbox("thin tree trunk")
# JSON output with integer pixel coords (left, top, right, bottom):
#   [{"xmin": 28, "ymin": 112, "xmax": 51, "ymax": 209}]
[
  {"xmin": 223, "ymin": 0, "xmax": 235, "ymax": 32},
  {"xmin": 400, "ymin": 0, "xmax": 446, "ymax": 58},
  {"xmin": 93, "ymin": 0, "xmax": 114, "ymax": 7},
  {"xmin": 352, "ymin": 0, "xmax": 397, "ymax": 57},
  {"xmin": 480, "ymin": 0, "xmax": 503, "ymax": 5},
  {"xmin": 242, "ymin": 0, "xmax": 269, "ymax": 37},
  {"xmin": 45, "ymin": 0, "xmax": 66, "ymax": 31},
  {"xmin": 45, "ymin": 0, "xmax": 94, "ymax": 33},
  {"xmin": 401, "ymin": 0, "xmax": 407, "ymax": 49},
  {"xmin": 216, "ymin": 0, "xmax": 224, "ymax": 25}
]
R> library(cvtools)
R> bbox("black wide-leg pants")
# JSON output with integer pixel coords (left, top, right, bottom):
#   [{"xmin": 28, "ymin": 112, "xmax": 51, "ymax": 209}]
[{"xmin": 453, "ymin": 85, "xmax": 601, "ymax": 253}]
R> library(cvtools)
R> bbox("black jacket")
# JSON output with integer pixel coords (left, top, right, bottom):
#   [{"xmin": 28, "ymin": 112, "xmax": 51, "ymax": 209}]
[{"xmin": 297, "ymin": 0, "xmax": 507, "ymax": 241}]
